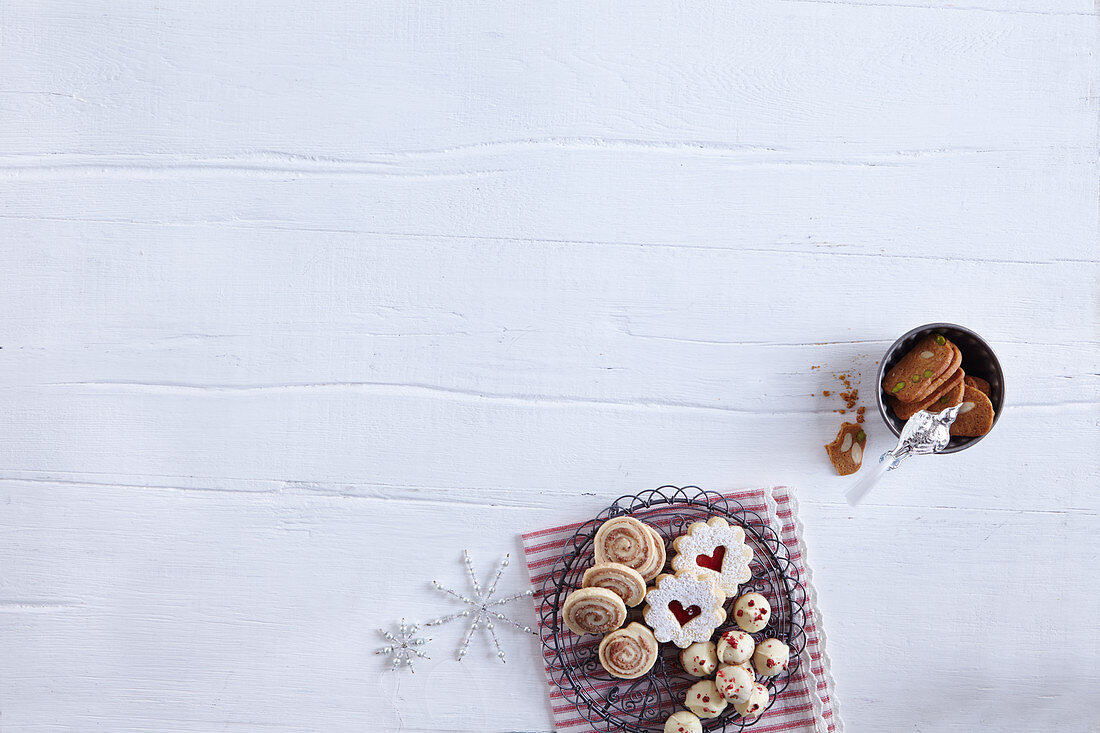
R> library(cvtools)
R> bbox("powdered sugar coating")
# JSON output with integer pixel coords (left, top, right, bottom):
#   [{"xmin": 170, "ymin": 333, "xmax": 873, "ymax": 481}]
[
  {"xmin": 671, "ymin": 517, "xmax": 753, "ymax": 596},
  {"xmin": 643, "ymin": 573, "xmax": 726, "ymax": 649}
]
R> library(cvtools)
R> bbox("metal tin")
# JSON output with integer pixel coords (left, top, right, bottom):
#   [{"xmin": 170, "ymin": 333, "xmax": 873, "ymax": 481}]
[{"xmin": 876, "ymin": 323, "xmax": 1004, "ymax": 454}]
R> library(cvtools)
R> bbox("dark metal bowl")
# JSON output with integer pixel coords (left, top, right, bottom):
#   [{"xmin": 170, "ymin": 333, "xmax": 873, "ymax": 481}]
[{"xmin": 876, "ymin": 323, "xmax": 1004, "ymax": 454}]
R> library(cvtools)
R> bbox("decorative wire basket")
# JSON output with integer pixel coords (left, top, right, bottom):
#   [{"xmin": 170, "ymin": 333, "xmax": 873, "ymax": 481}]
[{"xmin": 538, "ymin": 486, "xmax": 808, "ymax": 732}]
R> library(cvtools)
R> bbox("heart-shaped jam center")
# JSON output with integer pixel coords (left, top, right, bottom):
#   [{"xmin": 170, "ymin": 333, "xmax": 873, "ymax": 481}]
[
  {"xmin": 695, "ymin": 545, "xmax": 726, "ymax": 572},
  {"xmin": 668, "ymin": 600, "xmax": 702, "ymax": 627}
]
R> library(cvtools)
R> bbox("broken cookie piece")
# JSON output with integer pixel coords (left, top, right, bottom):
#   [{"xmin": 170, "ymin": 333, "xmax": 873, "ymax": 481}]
[{"xmin": 825, "ymin": 421, "xmax": 866, "ymax": 476}]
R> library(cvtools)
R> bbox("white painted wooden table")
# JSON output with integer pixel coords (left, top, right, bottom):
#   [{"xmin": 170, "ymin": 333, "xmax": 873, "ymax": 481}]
[{"xmin": 2, "ymin": 2, "xmax": 1097, "ymax": 731}]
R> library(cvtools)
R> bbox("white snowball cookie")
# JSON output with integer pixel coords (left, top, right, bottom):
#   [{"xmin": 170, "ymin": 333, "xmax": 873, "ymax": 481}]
[
  {"xmin": 664, "ymin": 710, "xmax": 703, "ymax": 733},
  {"xmin": 733, "ymin": 592, "xmax": 771, "ymax": 633},
  {"xmin": 679, "ymin": 641, "xmax": 718, "ymax": 677},
  {"xmin": 715, "ymin": 663, "xmax": 755, "ymax": 704},
  {"xmin": 715, "ymin": 628, "xmax": 755, "ymax": 665},
  {"xmin": 734, "ymin": 682, "xmax": 769, "ymax": 718},
  {"xmin": 753, "ymin": 638, "xmax": 790, "ymax": 677},
  {"xmin": 684, "ymin": 679, "xmax": 728, "ymax": 719}
]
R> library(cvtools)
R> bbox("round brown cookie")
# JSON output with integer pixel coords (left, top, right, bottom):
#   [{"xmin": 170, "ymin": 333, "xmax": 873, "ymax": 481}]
[
  {"xmin": 950, "ymin": 384, "xmax": 995, "ymax": 437},
  {"xmin": 825, "ymin": 422, "xmax": 866, "ymax": 476},
  {"xmin": 890, "ymin": 368, "xmax": 965, "ymax": 420},
  {"xmin": 964, "ymin": 375, "xmax": 991, "ymax": 398},
  {"xmin": 906, "ymin": 342, "xmax": 963, "ymax": 403},
  {"xmin": 882, "ymin": 334, "xmax": 956, "ymax": 403}
]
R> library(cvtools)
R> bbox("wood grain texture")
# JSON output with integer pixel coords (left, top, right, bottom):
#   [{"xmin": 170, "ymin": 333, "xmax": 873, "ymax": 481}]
[{"xmin": 0, "ymin": 1, "xmax": 1097, "ymax": 732}]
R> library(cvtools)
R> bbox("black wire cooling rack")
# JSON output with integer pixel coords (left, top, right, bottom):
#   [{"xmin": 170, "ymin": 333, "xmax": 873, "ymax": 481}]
[{"xmin": 537, "ymin": 486, "xmax": 808, "ymax": 732}]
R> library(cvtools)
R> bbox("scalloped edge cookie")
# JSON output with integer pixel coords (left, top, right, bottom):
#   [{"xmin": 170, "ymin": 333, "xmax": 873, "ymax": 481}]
[
  {"xmin": 643, "ymin": 572, "xmax": 726, "ymax": 649},
  {"xmin": 671, "ymin": 517, "xmax": 753, "ymax": 596}
]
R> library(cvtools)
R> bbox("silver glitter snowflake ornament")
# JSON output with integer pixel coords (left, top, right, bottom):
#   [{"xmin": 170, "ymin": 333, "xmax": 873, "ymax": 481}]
[
  {"xmin": 375, "ymin": 619, "xmax": 430, "ymax": 672},
  {"xmin": 425, "ymin": 550, "xmax": 537, "ymax": 663}
]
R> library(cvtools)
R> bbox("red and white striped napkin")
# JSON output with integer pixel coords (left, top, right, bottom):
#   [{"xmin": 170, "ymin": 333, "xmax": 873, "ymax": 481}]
[{"xmin": 522, "ymin": 486, "xmax": 840, "ymax": 733}]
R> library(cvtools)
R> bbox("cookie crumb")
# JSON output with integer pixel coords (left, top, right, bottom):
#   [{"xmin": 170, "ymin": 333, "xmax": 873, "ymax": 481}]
[
  {"xmin": 856, "ymin": 406, "xmax": 866, "ymax": 423},
  {"xmin": 822, "ymin": 390, "xmax": 831, "ymax": 397}
]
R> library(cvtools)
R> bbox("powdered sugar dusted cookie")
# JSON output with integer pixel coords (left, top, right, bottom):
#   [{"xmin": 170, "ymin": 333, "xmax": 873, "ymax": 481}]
[
  {"xmin": 685, "ymin": 679, "xmax": 728, "ymax": 719},
  {"xmin": 664, "ymin": 710, "xmax": 703, "ymax": 733},
  {"xmin": 671, "ymin": 517, "xmax": 753, "ymax": 596},
  {"xmin": 753, "ymin": 638, "xmax": 790, "ymax": 677},
  {"xmin": 643, "ymin": 573, "xmax": 726, "ymax": 648},
  {"xmin": 594, "ymin": 516, "xmax": 664, "ymax": 582},
  {"xmin": 733, "ymin": 592, "xmax": 771, "ymax": 633},
  {"xmin": 715, "ymin": 628, "xmax": 755, "ymax": 665},
  {"xmin": 715, "ymin": 663, "xmax": 755, "ymax": 704},
  {"xmin": 679, "ymin": 640, "xmax": 718, "ymax": 677},
  {"xmin": 582, "ymin": 562, "xmax": 647, "ymax": 607},
  {"xmin": 733, "ymin": 682, "xmax": 769, "ymax": 718}
]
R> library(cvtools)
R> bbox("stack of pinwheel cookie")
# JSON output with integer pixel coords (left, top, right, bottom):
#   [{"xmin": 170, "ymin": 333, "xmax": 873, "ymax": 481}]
[
  {"xmin": 561, "ymin": 516, "xmax": 664, "ymax": 679},
  {"xmin": 560, "ymin": 515, "xmax": 791, "ymax": 729}
]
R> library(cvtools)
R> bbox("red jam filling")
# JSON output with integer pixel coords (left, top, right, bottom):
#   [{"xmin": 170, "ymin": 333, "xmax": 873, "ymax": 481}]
[
  {"xmin": 695, "ymin": 545, "xmax": 726, "ymax": 572},
  {"xmin": 668, "ymin": 600, "xmax": 702, "ymax": 626}
]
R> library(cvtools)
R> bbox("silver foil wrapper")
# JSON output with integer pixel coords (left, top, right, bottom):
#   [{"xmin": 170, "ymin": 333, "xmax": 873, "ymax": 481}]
[{"xmin": 845, "ymin": 404, "xmax": 962, "ymax": 505}]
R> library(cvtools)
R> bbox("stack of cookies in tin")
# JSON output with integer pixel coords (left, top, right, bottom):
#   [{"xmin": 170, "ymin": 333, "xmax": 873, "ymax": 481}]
[{"xmin": 882, "ymin": 332, "xmax": 994, "ymax": 437}]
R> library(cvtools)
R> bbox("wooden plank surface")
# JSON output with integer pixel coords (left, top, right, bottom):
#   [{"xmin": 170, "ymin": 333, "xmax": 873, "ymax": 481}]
[{"xmin": 1, "ymin": 2, "xmax": 1097, "ymax": 732}]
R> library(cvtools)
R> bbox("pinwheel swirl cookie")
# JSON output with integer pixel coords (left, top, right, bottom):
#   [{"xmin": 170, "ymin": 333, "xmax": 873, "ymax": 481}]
[
  {"xmin": 582, "ymin": 562, "xmax": 647, "ymax": 607},
  {"xmin": 643, "ymin": 573, "xmax": 726, "ymax": 648},
  {"xmin": 562, "ymin": 587, "xmax": 627, "ymax": 635},
  {"xmin": 671, "ymin": 517, "xmax": 753, "ymax": 596},
  {"xmin": 598, "ymin": 622, "xmax": 659, "ymax": 679},
  {"xmin": 594, "ymin": 516, "xmax": 666, "ymax": 582}
]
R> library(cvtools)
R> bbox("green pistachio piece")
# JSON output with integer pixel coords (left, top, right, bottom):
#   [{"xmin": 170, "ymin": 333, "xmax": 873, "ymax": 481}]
[
  {"xmin": 934, "ymin": 334, "xmax": 946, "ymax": 345},
  {"xmin": 911, "ymin": 374, "xmax": 921, "ymax": 383},
  {"xmin": 923, "ymin": 369, "xmax": 933, "ymax": 378},
  {"xmin": 892, "ymin": 382, "xmax": 905, "ymax": 393},
  {"xmin": 938, "ymin": 395, "xmax": 948, "ymax": 404},
  {"xmin": 855, "ymin": 430, "xmax": 866, "ymax": 442}
]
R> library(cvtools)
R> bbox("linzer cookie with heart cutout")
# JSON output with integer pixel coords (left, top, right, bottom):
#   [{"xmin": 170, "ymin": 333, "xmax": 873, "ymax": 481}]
[
  {"xmin": 643, "ymin": 572, "xmax": 726, "ymax": 648},
  {"xmin": 670, "ymin": 516, "xmax": 753, "ymax": 596}
]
